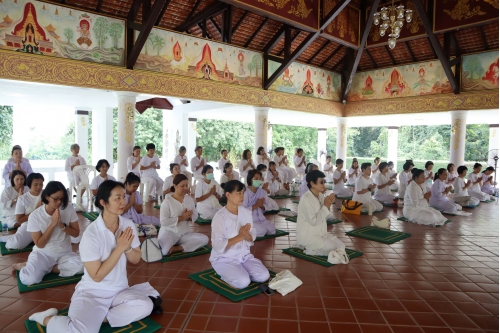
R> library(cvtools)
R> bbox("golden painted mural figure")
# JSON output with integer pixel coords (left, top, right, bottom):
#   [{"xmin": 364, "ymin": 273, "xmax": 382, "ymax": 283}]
[
  {"xmin": 76, "ymin": 19, "xmax": 92, "ymax": 48},
  {"xmin": 281, "ymin": 68, "xmax": 294, "ymax": 87}
]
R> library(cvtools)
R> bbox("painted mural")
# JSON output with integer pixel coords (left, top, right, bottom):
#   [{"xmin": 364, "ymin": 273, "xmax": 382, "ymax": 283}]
[
  {"xmin": 0, "ymin": 0, "xmax": 125, "ymax": 66},
  {"xmin": 323, "ymin": 0, "xmax": 360, "ymax": 48},
  {"xmin": 461, "ymin": 51, "xmax": 499, "ymax": 92},
  {"xmin": 348, "ymin": 59, "xmax": 454, "ymax": 101},
  {"xmin": 434, "ymin": 0, "xmax": 499, "ymax": 33},
  {"xmin": 134, "ymin": 27, "xmax": 262, "ymax": 88},
  {"xmin": 268, "ymin": 60, "xmax": 341, "ymax": 101}
]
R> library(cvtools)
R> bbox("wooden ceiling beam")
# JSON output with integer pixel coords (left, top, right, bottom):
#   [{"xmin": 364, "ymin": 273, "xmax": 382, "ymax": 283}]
[
  {"xmin": 279, "ymin": 30, "xmax": 301, "ymax": 56},
  {"xmin": 244, "ymin": 17, "xmax": 269, "ymax": 48},
  {"xmin": 232, "ymin": 10, "xmax": 248, "ymax": 35},
  {"xmin": 384, "ymin": 45, "xmax": 396, "ymax": 65},
  {"xmin": 403, "ymin": 41, "xmax": 416, "ymax": 62},
  {"xmin": 479, "ymin": 25, "xmax": 489, "ymax": 49},
  {"xmin": 187, "ymin": 0, "xmax": 203, "ymax": 23},
  {"xmin": 155, "ymin": 0, "xmax": 172, "ymax": 26},
  {"xmin": 365, "ymin": 49, "xmax": 378, "ymax": 68},
  {"xmin": 175, "ymin": 2, "xmax": 227, "ymax": 32},
  {"xmin": 307, "ymin": 39, "xmax": 329, "ymax": 64},
  {"xmin": 221, "ymin": 5, "xmax": 233, "ymax": 43},
  {"xmin": 95, "ymin": 0, "xmax": 104, "ymax": 12},
  {"xmin": 209, "ymin": 17, "xmax": 222, "ymax": 36},
  {"xmin": 263, "ymin": 24, "xmax": 287, "ymax": 54}
]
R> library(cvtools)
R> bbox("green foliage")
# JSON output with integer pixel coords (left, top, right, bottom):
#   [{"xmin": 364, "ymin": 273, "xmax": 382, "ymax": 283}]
[
  {"xmin": 152, "ymin": 35, "xmax": 166, "ymax": 56},
  {"xmin": 93, "ymin": 17, "xmax": 109, "ymax": 49},
  {"xmin": 251, "ymin": 55, "xmax": 262, "ymax": 77},
  {"xmin": 108, "ymin": 23, "xmax": 123, "ymax": 48},
  {"xmin": 465, "ymin": 124, "xmax": 489, "ymax": 161},
  {"xmin": 63, "ymin": 28, "xmax": 74, "ymax": 43},
  {"xmin": 463, "ymin": 56, "xmax": 484, "ymax": 80},
  {"xmin": 272, "ymin": 125, "xmax": 317, "ymax": 161},
  {"xmin": 326, "ymin": 127, "xmax": 337, "ymax": 157},
  {"xmin": 0, "ymin": 106, "xmax": 13, "ymax": 160},
  {"xmin": 247, "ymin": 62, "xmax": 255, "ymax": 77}
]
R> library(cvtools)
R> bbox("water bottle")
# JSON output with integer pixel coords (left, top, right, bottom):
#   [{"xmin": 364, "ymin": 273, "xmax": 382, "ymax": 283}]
[
  {"xmin": 2, "ymin": 221, "xmax": 8, "ymax": 235},
  {"xmin": 368, "ymin": 203, "xmax": 373, "ymax": 216}
]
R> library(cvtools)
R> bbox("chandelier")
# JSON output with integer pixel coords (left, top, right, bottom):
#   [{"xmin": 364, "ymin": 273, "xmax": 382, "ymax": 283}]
[{"xmin": 373, "ymin": 0, "xmax": 413, "ymax": 49}]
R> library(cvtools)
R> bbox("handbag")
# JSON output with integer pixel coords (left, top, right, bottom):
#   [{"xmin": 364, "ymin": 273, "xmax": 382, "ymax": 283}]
[
  {"xmin": 341, "ymin": 199, "xmax": 362, "ymax": 215},
  {"xmin": 268, "ymin": 270, "xmax": 303, "ymax": 296},
  {"xmin": 140, "ymin": 236, "xmax": 163, "ymax": 263},
  {"xmin": 136, "ymin": 224, "xmax": 158, "ymax": 237},
  {"xmin": 327, "ymin": 248, "xmax": 350, "ymax": 265}
]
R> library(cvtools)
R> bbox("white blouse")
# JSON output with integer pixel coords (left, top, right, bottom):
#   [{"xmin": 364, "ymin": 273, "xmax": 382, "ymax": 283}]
[
  {"xmin": 173, "ymin": 154, "xmax": 189, "ymax": 172},
  {"xmin": 467, "ymin": 173, "xmax": 482, "ymax": 191},
  {"xmin": 1, "ymin": 186, "xmax": 29, "ymax": 219},
  {"xmin": 195, "ymin": 180, "xmax": 224, "ymax": 209},
  {"xmin": 190, "ymin": 156, "xmax": 206, "ymax": 176},
  {"xmin": 375, "ymin": 172, "xmax": 391, "ymax": 196},
  {"xmin": 127, "ymin": 156, "xmax": 141, "ymax": 176},
  {"xmin": 159, "ymin": 194, "xmax": 198, "ymax": 235},
  {"xmin": 90, "ymin": 174, "xmax": 116, "ymax": 190}
]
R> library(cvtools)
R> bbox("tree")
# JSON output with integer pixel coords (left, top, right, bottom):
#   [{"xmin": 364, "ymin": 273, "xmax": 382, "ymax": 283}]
[
  {"xmin": 463, "ymin": 56, "xmax": 484, "ymax": 80},
  {"xmin": 252, "ymin": 54, "xmax": 262, "ymax": 77},
  {"xmin": 63, "ymin": 28, "xmax": 74, "ymax": 44},
  {"xmin": 465, "ymin": 124, "xmax": 489, "ymax": 161},
  {"xmin": 272, "ymin": 125, "xmax": 317, "ymax": 161},
  {"xmin": 152, "ymin": 35, "xmax": 165, "ymax": 56},
  {"xmin": 93, "ymin": 17, "xmax": 109, "ymax": 49},
  {"xmin": 145, "ymin": 34, "xmax": 155, "ymax": 56},
  {"xmin": 108, "ymin": 22, "xmax": 123, "ymax": 49},
  {"xmin": 0, "ymin": 106, "xmax": 13, "ymax": 160},
  {"xmin": 247, "ymin": 62, "xmax": 255, "ymax": 77}
]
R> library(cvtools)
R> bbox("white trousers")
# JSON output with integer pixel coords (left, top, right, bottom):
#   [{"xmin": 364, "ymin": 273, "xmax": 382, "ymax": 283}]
[
  {"xmin": 278, "ymin": 167, "xmax": 295, "ymax": 184},
  {"xmin": 254, "ymin": 220, "xmax": 276, "ymax": 237},
  {"xmin": 469, "ymin": 189, "xmax": 491, "ymax": 202},
  {"xmin": 197, "ymin": 203, "xmax": 223, "ymax": 220},
  {"xmin": 19, "ymin": 250, "xmax": 84, "ymax": 286},
  {"xmin": 4, "ymin": 215, "xmax": 17, "ymax": 229},
  {"xmin": 303, "ymin": 235, "xmax": 345, "ymax": 256},
  {"xmin": 454, "ymin": 196, "xmax": 480, "ymax": 207},
  {"xmin": 158, "ymin": 230, "xmax": 208, "ymax": 256},
  {"xmin": 263, "ymin": 197, "xmax": 279, "ymax": 211},
  {"xmin": 2, "ymin": 222, "xmax": 33, "ymax": 249},
  {"xmin": 333, "ymin": 187, "xmax": 353, "ymax": 197},
  {"xmin": 430, "ymin": 197, "xmax": 462, "ymax": 213},
  {"xmin": 143, "ymin": 176, "xmax": 164, "ymax": 198},
  {"xmin": 212, "ymin": 256, "xmax": 270, "ymax": 289},
  {"xmin": 374, "ymin": 193, "xmax": 395, "ymax": 204},
  {"xmin": 47, "ymin": 282, "xmax": 159, "ymax": 333}
]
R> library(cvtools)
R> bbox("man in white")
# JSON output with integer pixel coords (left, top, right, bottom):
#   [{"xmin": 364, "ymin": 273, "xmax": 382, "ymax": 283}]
[
  {"xmin": 190, "ymin": 146, "xmax": 206, "ymax": 182},
  {"xmin": 352, "ymin": 163, "xmax": 383, "ymax": 213},
  {"xmin": 173, "ymin": 146, "xmax": 192, "ymax": 186},
  {"xmin": 65, "ymin": 143, "xmax": 87, "ymax": 196},
  {"xmin": 293, "ymin": 148, "xmax": 307, "ymax": 180},
  {"xmin": 139, "ymin": 143, "xmax": 164, "ymax": 200},
  {"xmin": 218, "ymin": 149, "xmax": 240, "ymax": 180},
  {"xmin": 273, "ymin": 147, "xmax": 295, "ymax": 184}
]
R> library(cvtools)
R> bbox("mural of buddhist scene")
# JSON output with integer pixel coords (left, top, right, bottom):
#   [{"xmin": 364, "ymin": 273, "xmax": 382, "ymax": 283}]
[
  {"xmin": 134, "ymin": 27, "xmax": 262, "ymax": 88},
  {"xmin": 348, "ymin": 59, "xmax": 454, "ymax": 101},
  {"xmin": 0, "ymin": 0, "xmax": 125, "ymax": 66},
  {"xmin": 461, "ymin": 51, "xmax": 499, "ymax": 92},
  {"xmin": 267, "ymin": 60, "xmax": 341, "ymax": 101}
]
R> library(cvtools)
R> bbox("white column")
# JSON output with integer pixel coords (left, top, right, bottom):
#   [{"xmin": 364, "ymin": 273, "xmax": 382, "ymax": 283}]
[
  {"xmin": 187, "ymin": 118, "xmax": 197, "ymax": 156},
  {"xmin": 267, "ymin": 123, "xmax": 273, "ymax": 150},
  {"xmin": 182, "ymin": 113, "xmax": 189, "ymax": 149},
  {"xmin": 163, "ymin": 108, "xmax": 183, "ymax": 165},
  {"xmin": 387, "ymin": 126, "xmax": 399, "ymax": 170},
  {"xmin": 336, "ymin": 117, "xmax": 347, "ymax": 162},
  {"xmin": 449, "ymin": 111, "xmax": 467, "ymax": 167},
  {"xmin": 489, "ymin": 124, "xmax": 499, "ymax": 153},
  {"xmin": 92, "ymin": 107, "xmax": 114, "ymax": 173},
  {"xmin": 317, "ymin": 128, "xmax": 327, "ymax": 163},
  {"xmin": 254, "ymin": 107, "xmax": 270, "ymax": 153},
  {"xmin": 114, "ymin": 92, "xmax": 139, "ymax": 182},
  {"xmin": 74, "ymin": 109, "xmax": 90, "ymax": 163}
]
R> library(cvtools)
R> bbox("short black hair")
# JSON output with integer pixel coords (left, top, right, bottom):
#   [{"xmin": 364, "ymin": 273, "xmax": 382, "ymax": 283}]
[
  {"xmin": 403, "ymin": 161, "xmax": 414, "ymax": 171},
  {"xmin": 425, "ymin": 161, "xmax": 434, "ymax": 169},
  {"xmin": 411, "ymin": 168, "xmax": 424, "ymax": 180},
  {"xmin": 485, "ymin": 166, "xmax": 495, "ymax": 172},
  {"xmin": 326, "ymin": 155, "xmax": 332, "ymax": 160},
  {"xmin": 457, "ymin": 166, "xmax": 468, "ymax": 175},
  {"xmin": 388, "ymin": 161, "xmax": 394, "ymax": 166},
  {"xmin": 361, "ymin": 162, "xmax": 371, "ymax": 171},
  {"xmin": 42, "ymin": 181, "xmax": 69, "ymax": 209},
  {"xmin": 11, "ymin": 145, "xmax": 22, "ymax": 155},
  {"xmin": 447, "ymin": 163, "xmax": 454, "ymax": 172},
  {"xmin": 256, "ymin": 164, "xmax": 267, "ymax": 172},
  {"xmin": 274, "ymin": 147, "xmax": 284, "ymax": 154},
  {"xmin": 247, "ymin": 169, "xmax": 262, "ymax": 187},
  {"xmin": 96, "ymin": 159, "xmax": 110, "ymax": 172},
  {"xmin": 379, "ymin": 162, "xmax": 388, "ymax": 172},
  {"xmin": 221, "ymin": 149, "xmax": 227, "ymax": 154},
  {"xmin": 26, "ymin": 173, "xmax": 44, "ymax": 188},
  {"xmin": 94, "ymin": 180, "xmax": 125, "ymax": 211},
  {"xmin": 297, "ymin": 148, "xmax": 303, "ymax": 154},
  {"xmin": 124, "ymin": 172, "xmax": 140, "ymax": 185},
  {"xmin": 195, "ymin": 145, "xmax": 203, "ymax": 152},
  {"xmin": 335, "ymin": 158, "xmax": 343, "ymax": 165},
  {"xmin": 306, "ymin": 170, "xmax": 325, "ymax": 189},
  {"xmin": 473, "ymin": 163, "xmax": 482, "ymax": 169},
  {"xmin": 224, "ymin": 180, "xmax": 245, "ymax": 195},
  {"xmin": 169, "ymin": 163, "xmax": 179, "ymax": 172},
  {"xmin": 133, "ymin": 145, "xmax": 141, "ymax": 152},
  {"xmin": 201, "ymin": 164, "xmax": 213, "ymax": 175},
  {"xmin": 10, "ymin": 170, "xmax": 26, "ymax": 187},
  {"xmin": 269, "ymin": 161, "xmax": 276, "ymax": 167},
  {"xmin": 146, "ymin": 143, "xmax": 155, "ymax": 150},
  {"xmin": 223, "ymin": 162, "xmax": 233, "ymax": 173},
  {"xmin": 256, "ymin": 147, "xmax": 265, "ymax": 155},
  {"xmin": 179, "ymin": 146, "xmax": 186, "ymax": 153}
]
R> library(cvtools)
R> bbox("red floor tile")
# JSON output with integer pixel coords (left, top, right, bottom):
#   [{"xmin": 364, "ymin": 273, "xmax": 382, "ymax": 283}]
[
  {"xmin": 205, "ymin": 316, "xmax": 238, "ymax": 332},
  {"xmin": 269, "ymin": 320, "xmax": 299, "ymax": 333},
  {"xmin": 236, "ymin": 318, "xmax": 267, "ymax": 333},
  {"xmin": 299, "ymin": 321, "xmax": 331, "ymax": 333}
]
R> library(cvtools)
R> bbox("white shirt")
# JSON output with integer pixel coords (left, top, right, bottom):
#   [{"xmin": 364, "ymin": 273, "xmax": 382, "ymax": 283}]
[
  {"xmin": 239, "ymin": 159, "xmax": 255, "ymax": 176},
  {"xmin": 15, "ymin": 192, "xmax": 41, "ymax": 215},
  {"xmin": 332, "ymin": 169, "xmax": 346, "ymax": 192},
  {"xmin": 162, "ymin": 175, "xmax": 174, "ymax": 193},
  {"xmin": 447, "ymin": 171, "xmax": 457, "ymax": 184},
  {"xmin": 220, "ymin": 174, "xmax": 231, "ymax": 185},
  {"xmin": 267, "ymin": 171, "xmax": 282, "ymax": 193},
  {"xmin": 404, "ymin": 181, "xmax": 429, "ymax": 210},
  {"xmin": 1, "ymin": 186, "xmax": 29, "ymax": 219},
  {"xmin": 453, "ymin": 177, "xmax": 469, "ymax": 198},
  {"xmin": 424, "ymin": 170, "xmax": 433, "ymax": 186},
  {"xmin": 65, "ymin": 155, "xmax": 87, "ymax": 178},
  {"xmin": 27, "ymin": 204, "xmax": 78, "ymax": 256},
  {"xmin": 399, "ymin": 171, "xmax": 411, "ymax": 187},
  {"xmin": 173, "ymin": 154, "xmax": 189, "ymax": 172},
  {"xmin": 256, "ymin": 155, "xmax": 269, "ymax": 168},
  {"xmin": 375, "ymin": 172, "xmax": 391, "ymax": 196},
  {"xmin": 323, "ymin": 162, "xmax": 334, "ymax": 173},
  {"xmin": 190, "ymin": 156, "xmax": 206, "ymax": 176},
  {"xmin": 195, "ymin": 180, "xmax": 224, "ymax": 209},
  {"xmin": 347, "ymin": 167, "xmax": 359, "ymax": 184},
  {"xmin": 273, "ymin": 155, "xmax": 288, "ymax": 169},
  {"xmin": 210, "ymin": 206, "xmax": 256, "ymax": 262},
  {"xmin": 90, "ymin": 174, "xmax": 116, "ymax": 190},
  {"xmin": 371, "ymin": 164, "xmax": 379, "ymax": 178},
  {"xmin": 159, "ymin": 194, "xmax": 198, "ymax": 236},
  {"xmin": 293, "ymin": 155, "xmax": 306, "ymax": 174},
  {"xmin": 218, "ymin": 158, "xmax": 231, "ymax": 172},
  {"xmin": 127, "ymin": 156, "xmax": 141, "ymax": 176},
  {"xmin": 77, "ymin": 215, "xmax": 140, "ymax": 292},
  {"xmin": 353, "ymin": 175, "xmax": 373, "ymax": 201},
  {"xmin": 467, "ymin": 173, "xmax": 482, "ymax": 191},
  {"xmin": 140, "ymin": 155, "xmax": 161, "ymax": 178},
  {"xmin": 296, "ymin": 190, "xmax": 330, "ymax": 251}
]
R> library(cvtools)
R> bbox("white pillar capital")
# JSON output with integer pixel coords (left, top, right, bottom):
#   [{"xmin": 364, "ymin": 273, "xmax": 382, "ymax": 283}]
[
  {"xmin": 113, "ymin": 91, "xmax": 140, "ymax": 99},
  {"xmin": 449, "ymin": 111, "xmax": 467, "ymax": 167}
]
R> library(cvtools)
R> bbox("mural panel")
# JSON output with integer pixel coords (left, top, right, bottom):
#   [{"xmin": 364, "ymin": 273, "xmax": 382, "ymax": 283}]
[
  {"xmin": 134, "ymin": 28, "xmax": 262, "ymax": 88},
  {"xmin": 434, "ymin": 0, "xmax": 498, "ymax": 33},
  {"xmin": 461, "ymin": 51, "xmax": 499, "ymax": 92},
  {"xmin": 0, "ymin": 0, "xmax": 125, "ymax": 66},
  {"xmin": 366, "ymin": 0, "xmax": 426, "ymax": 48},
  {"xmin": 268, "ymin": 60, "xmax": 341, "ymax": 101},
  {"xmin": 223, "ymin": 0, "xmax": 319, "ymax": 31},
  {"xmin": 348, "ymin": 59, "xmax": 454, "ymax": 101},
  {"xmin": 323, "ymin": 0, "xmax": 360, "ymax": 48}
]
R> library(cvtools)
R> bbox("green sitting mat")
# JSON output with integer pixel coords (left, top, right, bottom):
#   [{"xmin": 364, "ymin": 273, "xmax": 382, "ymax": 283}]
[
  {"xmin": 292, "ymin": 200, "xmax": 300, "ymax": 204},
  {"xmin": 153, "ymin": 205, "xmax": 160, "ymax": 210},
  {"xmin": 81, "ymin": 212, "xmax": 99, "ymax": 221},
  {"xmin": 194, "ymin": 217, "xmax": 212, "ymax": 225},
  {"xmin": 264, "ymin": 207, "xmax": 291, "ymax": 215},
  {"xmin": 345, "ymin": 226, "xmax": 411, "ymax": 244},
  {"xmin": 16, "ymin": 271, "xmax": 83, "ymax": 293},
  {"xmin": 282, "ymin": 247, "xmax": 363, "ymax": 267},
  {"xmin": 336, "ymin": 196, "xmax": 353, "ymax": 200},
  {"xmin": 160, "ymin": 245, "xmax": 211, "ymax": 262},
  {"xmin": 25, "ymin": 308, "xmax": 161, "ymax": 333},
  {"xmin": 255, "ymin": 229, "xmax": 289, "ymax": 241},
  {"xmin": 285, "ymin": 216, "xmax": 342, "ymax": 225},
  {"xmin": 483, "ymin": 199, "xmax": 495, "ymax": 203},
  {"xmin": 337, "ymin": 208, "xmax": 385, "ymax": 214},
  {"xmin": 189, "ymin": 268, "xmax": 275, "ymax": 302},
  {"xmin": 382, "ymin": 203, "xmax": 398, "ymax": 207},
  {"xmin": 0, "ymin": 242, "xmax": 33, "ymax": 255},
  {"xmin": 269, "ymin": 194, "xmax": 296, "ymax": 199}
]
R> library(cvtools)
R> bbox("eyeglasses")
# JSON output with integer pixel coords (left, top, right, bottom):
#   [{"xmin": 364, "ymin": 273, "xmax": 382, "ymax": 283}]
[
  {"xmin": 49, "ymin": 196, "xmax": 64, "ymax": 202},
  {"xmin": 318, "ymin": 180, "xmax": 326, "ymax": 184}
]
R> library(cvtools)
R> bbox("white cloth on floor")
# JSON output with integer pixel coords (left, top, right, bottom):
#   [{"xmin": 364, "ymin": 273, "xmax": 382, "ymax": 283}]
[{"xmin": 403, "ymin": 181, "xmax": 448, "ymax": 226}]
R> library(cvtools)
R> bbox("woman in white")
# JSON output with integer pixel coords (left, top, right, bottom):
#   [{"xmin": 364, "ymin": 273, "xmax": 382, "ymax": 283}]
[
  {"xmin": 123, "ymin": 173, "xmax": 160, "ymax": 226},
  {"xmin": 403, "ymin": 169, "xmax": 448, "ymax": 226},
  {"xmin": 239, "ymin": 149, "xmax": 256, "ymax": 182},
  {"xmin": 190, "ymin": 146, "xmax": 207, "ymax": 181},
  {"xmin": 347, "ymin": 158, "xmax": 360, "ymax": 185},
  {"xmin": 220, "ymin": 162, "xmax": 235, "ymax": 186},
  {"xmin": 210, "ymin": 180, "xmax": 269, "ymax": 289},
  {"xmin": 218, "ymin": 149, "xmax": 240, "ymax": 180},
  {"xmin": 398, "ymin": 161, "xmax": 414, "ymax": 199},
  {"xmin": 2, "ymin": 145, "xmax": 33, "ymax": 188},
  {"xmin": 468, "ymin": 163, "xmax": 494, "ymax": 201},
  {"xmin": 255, "ymin": 164, "xmax": 279, "ymax": 211},
  {"xmin": 481, "ymin": 167, "xmax": 498, "ymax": 196},
  {"xmin": 453, "ymin": 166, "xmax": 480, "ymax": 206},
  {"xmin": 65, "ymin": 143, "xmax": 87, "ymax": 194},
  {"xmin": 163, "ymin": 163, "xmax": 181, "ymax": 196},
  {"xmin": 323, "ymin": 156, "xmax": 334, "ymax": 183},
  {"xmin": 158, "ymin": 174, "xmax": 208, "ymax": 255},
  {"xmin": 430, "ymin": 169, "xmax": 462, "ymax": 214},
  {"xmin": 297, "ymin": 170, "xmax": 344, "ymax": 256},
  {"xmin": 374, "ymin": 162, "xmax": 396, "ymax": 204},
  {"xmin": 139, "ymin": 143, "xmax": 163, "ymax": 200},
  {"xmin": 173, "ymin": 146, "xmax": 192, "ymax": 186},
  {"xmin": 3, "ymin": 174, "xmax": 45, "ymax": 249},
  {"xmin": 353, "ymin": 163, "xmax": 383, "ymax": 213},
  {"xmin": 273, "ymin": 147, "xmax": 296, "ymax": 184},
  {"xmin": 423, "ymin": 161, "xmax": 434, "ymax": 191},
  {"xmin": 243, "ymin": 170, "xmax": 276, "ymax": 237},
  {"xmin": 0, "ymin": 170, "xmax": 29, "ymax": 229},
  {"xmin": 256, "ymin": 147, "xmax": 270, "ymax": 168},
  {"xmin": 370, "ymin": 157, "xmax": 380, "ymax": 182},
  {"xmin": 267, "ymin": 162, "xmax": 289, "ymax": 196},
  {"xmin": 91, "ymin": 159, "xmax": 116, "ymax": 196},
  {"xmin": 446, "ymin": 164, "xmax": 457, "ymax": 190},
  {"xmin": 293, "ymin": 148, "xmax": 307, "ymax": 178},
  {"xmin": 127, "ymin": 146, "xmax": 141, "ymax": 177},
  {"xmin": 332, "ymin": 159, "xmax": 353, "ymax": 198},
  {"xmin": 300, "ymin": 164, "xmax": 318, "ymax": 198},
  {"xmin": 13, "ymin": 181, "xmax": 84, "ymax": 285},
  {"xmin": 387, "ymin": 161, "xmax": 399, "ymax": 192},
  {"xmin": 195, "ymin": 165, "xmax": 224, "ymax": 219},
  {"xmin": 28, "ymin": 180, "xmax": 162, "ymax": 332}
]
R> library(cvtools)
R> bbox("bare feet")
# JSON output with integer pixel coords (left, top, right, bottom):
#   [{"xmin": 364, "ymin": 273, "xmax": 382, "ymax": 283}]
[
  {"xmin": 167, "ymin": 245, "xmax": 184, "ymax": 255},
  {"xmin": 12, "ymin": 262, "xmax": 26, "ymax": 271}
]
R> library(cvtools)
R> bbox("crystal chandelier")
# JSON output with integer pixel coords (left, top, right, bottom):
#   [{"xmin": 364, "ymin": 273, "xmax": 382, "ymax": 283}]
[{"xmin": 373, "ymin": 0, "xmax": 413, "ymax": 49}]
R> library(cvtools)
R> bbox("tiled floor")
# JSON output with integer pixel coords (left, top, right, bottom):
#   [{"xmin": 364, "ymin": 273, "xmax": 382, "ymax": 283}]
[{"xmin": 0, "ymin": 197, "xmax": 498, "ymax": 333}]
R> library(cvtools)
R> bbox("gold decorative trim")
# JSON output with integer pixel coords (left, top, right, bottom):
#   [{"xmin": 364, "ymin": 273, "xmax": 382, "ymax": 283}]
[{"xmin": 0, "ymin": 49, "xmax": 343, "ymax": 116}]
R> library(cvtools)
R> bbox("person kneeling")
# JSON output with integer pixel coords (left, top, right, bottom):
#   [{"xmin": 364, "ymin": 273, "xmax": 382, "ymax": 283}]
[
  {"xmin": 243, "ymin": 170, "xmax": 276, "ymax": 237},
  {"xmin": 352, "ymin": 163, "xmax": 383, "ymax": 213},
  {"xmin": 296, "ymin": 170, "xmax": 345, "ymax": 256},
  {"xmin": 195, "ymin": 165, "xmax": 224, "ymax": 219},
  {"xmin": 158, "ymin": 174, "xmax": 208, "ymax": 255},
  {"xmin": 210, "ymin": 180, "xmax": 270, "ymax": 289}
]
